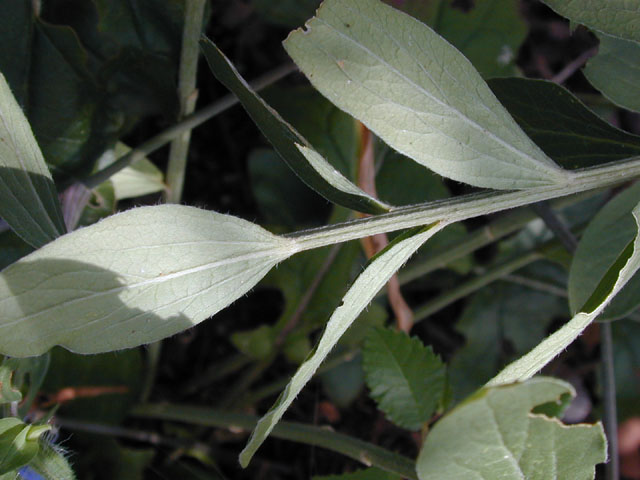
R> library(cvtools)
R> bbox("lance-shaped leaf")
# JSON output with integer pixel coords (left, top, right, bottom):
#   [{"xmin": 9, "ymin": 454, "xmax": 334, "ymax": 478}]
[
  {"xmin": 417, "ymin": 378, "xmax": 606, "ymax": 480},
  {"xmin": 239, "ymin": 222, "xmax": 448, "ymax": 467},
  {"xmin": 540, "ymin": 0, "xmax": 640, "ymax": 43},
  {"xmin": 284, "ymin": 0, "xmax": 570, "ymax": 190},
  {"xmin": 200, "ymin": 37, "xmax": 390, "ymax": 214},
  {"xmin": 0, "ymin": 205, "xmax": 299, "ymax": 357},
  {"xmin": 488, "ymin": 77, "xmax": 640, "ymax": 169},
  {"xmin": 584, "ymin": 32, "xmax": 640, "ymax": 114},
  {"xmin": 488, "ymin": 201, "xmax": 640, "ymax": 386},
  {"xmin": 0, "ymin": 72, "xmax": 65, "ymax": 248},
  {"xmin": 0, "ymin": 418, "xmax": 50, "ymax": 475}
]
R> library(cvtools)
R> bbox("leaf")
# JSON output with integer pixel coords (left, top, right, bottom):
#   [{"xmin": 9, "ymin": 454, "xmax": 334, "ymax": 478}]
[
  {"xmin": 570, "ymin": 182, "xmax": 640, "ymax": 320},
  {"xmin": 583, "ymin": 32, "xmax": 640, "ymax": 114},
  {"xmin": 200, "ymin": 37, "xmax": 390, "ymax": 214},
  {"xmin": 416, "ymin": 378, "xmax": 606, "ymax": 480},
  {"xmin": 239, "ymin": 222, "xmax": 448, "ymax": 467},
  {"xmin": 611, "ymin": 319, "xmax": 640, "ymax": 420},
  {"xmin": 362, "ymin": 327, "xmax": 446, "ymax": 430},
  {"xmin": 0, "ymin": 71, "xmax": 66, "ymax": 248},
  {"xmin": 431, "ymin": 0, "xmax": 527, "ymax": 78},
  {"xmin": 0, "ymin": 205, "xmax": 298, "ymax": 356},
  {"xmin": 99, "ymin": 143, "xmax": 165, "ymax": 200},
  {"xmin": 449, "ymin": 281, "xmax": 565, "ymax": 400},
  {"xmin": 488, "ymin": 201, "xmax": 640, "ymax": 386},
  {"xmin": 540, "ymin": 0, "xmax": 640, "ymax": 43},
  {"xmin": 0, "ymin": 418, "xmax": 49, "ymax": 475},
  {"xmin": 489, "ymin": 77, "xmax": 640, "ymax": 169},
  {"xmin": 314, "ymin": 467, "xmax": 400, "ymax": 480},
  {"xmin": 284, "ymin": 0, "xmax": 570, "ymax": 190},
  {"xmin": 253, "ymin": 0, "xmax": 321, "ymax": 28},
  {"xmin": 0, "ymin": 361, "xmax": 22, "ymax": 405},
  {"xmin": 21, "ymin": 441, "xmax": 76, "ymax": 480}
]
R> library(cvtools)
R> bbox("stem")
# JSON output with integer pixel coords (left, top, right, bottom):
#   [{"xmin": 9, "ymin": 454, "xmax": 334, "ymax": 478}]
[
  {"xmin": 131, "ymin": 403, "xmax": 418, "ymax": 479},
  {"xmin": 81, "ymin": 63, "xmax": 296, "ymax": 190},
  {"xmin": 601, "ymin": 321, "xmax": 619, "ymax": 480},
  {"xmin": 164, "ymin": 0, "xmax": 207, "ymax": 203},
  {"xmin": 286, "ymin": 158, "xmax": 640, "ymax": 252},
  {"xmin": 413, "ymin": 251, "xmax": 543, "ymax": 324}
]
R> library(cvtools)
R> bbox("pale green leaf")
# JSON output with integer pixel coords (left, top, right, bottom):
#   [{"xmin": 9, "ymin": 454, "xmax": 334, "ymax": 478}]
[
  {"xmin": 0, "ymin": 418, "xmax": 49, "ymax": 475},
  {"xmin": 569, "ymin": 182, "xmax": 640, "ymax": 320},
  {"xmin": 0, "ymin": 71, "xmax": 66, "ymax": 248},
  {"xmin": 23, "ymin": 441, "xmax": 76, "ymax": 480},
  {"xmin": 200, "ymin": 37, "xmax": 390, "ymax": 214},
  {"xmin": 417, "ymin": 378, "xmax": 606, "ymax": 480},
  {"xmin": 98, "ymin": 143, "xmax": 166, "ymax": 200},
  {"xmin": 363, "ymin": 327, "xmax": 446, "ymax": 430},
  {"xmin": 540, "ymin": 0, "xmax": 640, "ymax": 43},
  {"xmin": 0, "ymin": 361, "xmax": 22, "ymax": 405},
  {"xmin": 584, "ymin": 32, "xmax": 640, "ymax": 113},
  {"xmin": 284, "ymin": 0, "xmax": 570, "ymax": 190},
  {"xmin": 239, "ymin": 222, "xmax": 448, "ymax": 467},
  {"xmin": 488, "ymin": 201, "xmax": 640, "ymax": 386},
  {"xmin": 0, "ymin": 205, "xmax": 298, "ymax": 356}
]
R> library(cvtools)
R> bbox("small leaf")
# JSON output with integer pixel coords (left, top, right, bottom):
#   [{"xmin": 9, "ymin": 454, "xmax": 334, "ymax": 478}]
[
  {"xmin": 0, "ymin": 361, "xmax": 22, "ymax": 405},
  {"xmin": 200, "ymin": 37, "xmax": 390, "ymax": 214},
  {"xmin": 489, "ymin": 77, "xmax": 640, "ymax": 168},
  {"xmin": 0, "ymin": 418, "xmax": 49, "ymax": 475},
  {"xmin": 584, "ymin": 32, "xmax": 640, "ymax": 114},
  {"xmin": 489, "ymin": 201, "xmax": 640, "ymax": 386},
  {"xmin": 363, "ymin": 327, "xmax": 446, "ymax": 430},
  {"xmin": 0, "ymin": 71, "xmax": 66, "ymax": 248},
  {"xmin": 284, "ymin": 0, "xmax": 570, "ymax": 190},
  {"xmin": 20, "ymin": 440, "xmax": 76, "ymax": 480},
  {"xmin": 540, "ymin": 0, "xmax": 640, "ymax": 43},
  {"xmin": 416, "ymin": 378, "xmax": 606, "ymax": 480},
  {"xmin": 0, "ymin": 205, "xmax": 298, "ymax": 356},
  {"xmin": 570, "ymin": 182, "xmax": 640, "ymax": 320},
  {"xmin": 239, "ymin": 222, "xmax": 448, "ymax": 467}
]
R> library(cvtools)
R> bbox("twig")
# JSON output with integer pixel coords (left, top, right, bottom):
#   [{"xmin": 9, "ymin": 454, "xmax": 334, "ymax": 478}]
[{"xmin": 551, "ymin": 47, "xmax": 598, "ymax": 84}]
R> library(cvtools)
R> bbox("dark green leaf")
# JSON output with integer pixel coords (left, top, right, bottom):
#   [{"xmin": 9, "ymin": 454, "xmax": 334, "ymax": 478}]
[
  {"xmin": 200, "ymin": 37, "xmax": 390, "ymax": 214},
  {"xmin": 252, "ymin": 0, "xmax": 321, "ymax": 27},
  {"xmin": 489, "ymin": 77, "xmax": 640, "ymax": 169},
  {"xmin": 363, "ymin": 327, "xmax": 446, "ymax": 430}
]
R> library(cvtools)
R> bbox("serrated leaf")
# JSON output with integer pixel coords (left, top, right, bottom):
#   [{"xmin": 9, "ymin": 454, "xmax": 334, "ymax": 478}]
[
  {"xmin": 489, "ymin": 201, "xmax": 640, "ymax": 386},
  {"xmin": 200, "ymin": 37, "xmax": 390, "ymax": 214},
  {"xmin": 0, "ymin": 71, "xmax": 66, "ymax": 248},
  {"xmin": 570, "ymin": 182, "xmax": 640, "ymax": 320},
  {"xmin": 284, "ymin": 0, "xmax": 570, "ymax": 190},
  {"xmin": 489, "ymin": 77, "xmax": 640, "ymax": 168},
  {"xmin": 363, "ymin": 327, "xmax": 445, "ymax": 430},
  {"xmin": 0, "ymin": 205, "xmax": 298, "ymax": 356},
  {"xmin": 0, "ymin": 418, "xmax": 49, "ymax": 475},
  {"xmin": 239, "ymin": 222, "xmax": 448, "ymax": 467},
  {"xmin": 417, "ymin": 378, "xmax": 606, "ymax": 480},
  {"xmin": 584, "ymin": 32, "xmax": 640, "ymax": 114},
  {"xmin": 540, "ymin": 0, "xmax": 640, "ymax": 43}
]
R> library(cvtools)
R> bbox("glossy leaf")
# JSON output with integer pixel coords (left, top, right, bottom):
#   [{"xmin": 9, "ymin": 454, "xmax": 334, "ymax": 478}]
[
  {"xmin": 363, "ymin": 327, "xmax": 446, "ymax": 430},
  {"xmin": 570, "ymin": 183, "xmax": 640, "ymax": 320},
  {"xmin": 0, "ymin": 205, "xmax": 298, "ymax": 356},
  {"xmin": 284, "ymin": 0, "xmax": 570, "ymax": 190},
  {"xmin": 239, "ymin": 222, "xmax": 448, "ymax": 467},
  {"xmin": 0, "ymin": 418, "xmax": 49, "ymax": 475},
  {"xmin": 489, "ymin": 77, "xmax": 640, "ymax": 168},
  {"xmin": 200, "ymin": 37, "xmax": 390, "ymax": 214},
  {"xmin": 0, "ymin": 72, "xmax": 66, "ymax": 248},
  {"xmin": 584, "ymin": 32, "xmax": 640, "ymax": 114},
  {"xmin": 417, "ymin": 378, "xmax": 606, "ymax": 480},
  {"xmin": 489, "ymin": 201, "xmax": 640, "ymax": 386},
  {"xmin": 540, "ymin": 0, "xmax": 640, "ymax": 43}
]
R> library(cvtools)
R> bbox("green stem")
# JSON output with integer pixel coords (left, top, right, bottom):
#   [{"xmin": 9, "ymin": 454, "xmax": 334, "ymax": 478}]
[
  {"xmin": 81, "ymin": 63, "xmax": 296, "ymax": 190},
  {"xmin": 131, "ymin": 403, "xmax": 418, "ymax": 479},
  {"xmin": 164, "ymin": 0, "xmax": 207, "ymax": 204},
  {"xmin": 413, "ymin": 250, "xmax": 543, "ymax": 324},
  {"xmin": 286, "ymin": 157, "xmax": 640, "ymax": 252},
  {"xmin": 601, "ymin": 321, "xmax": 619, "ymax": 480}
]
